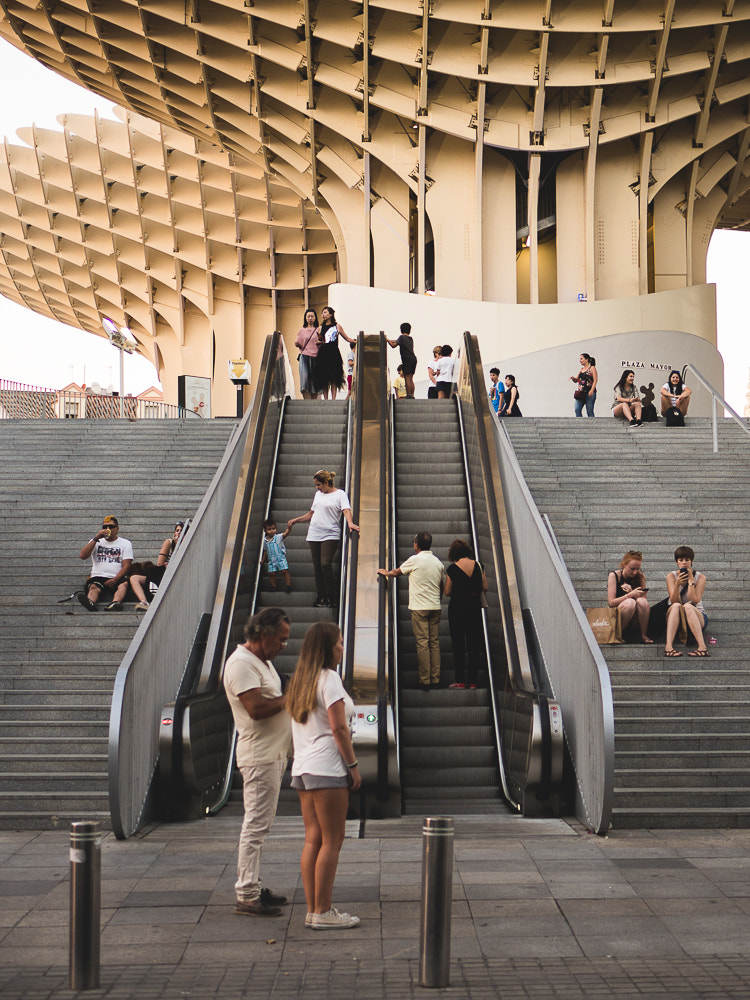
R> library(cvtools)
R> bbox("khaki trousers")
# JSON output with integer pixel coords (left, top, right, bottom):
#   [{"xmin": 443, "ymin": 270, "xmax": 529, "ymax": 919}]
[
  {"xmin": 411, "ymin": 609, "xmax": 441, "ymax": 684},
  {"xmin": 235, "ymin": 756, "xmax": 286, "ymax": 902}
]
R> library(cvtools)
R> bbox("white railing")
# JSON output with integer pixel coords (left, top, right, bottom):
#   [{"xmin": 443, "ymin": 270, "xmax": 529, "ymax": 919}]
[
  {"xmin": 0, "ymin": 381, "xmax": 197, "ymax": 420},
  {"xmin": 494, "ymin": 420, "xmax": 615, "ymax": 834},
  {"xmin": 680, "ymin": 364, "xmax": 750, "ymax": 453}
]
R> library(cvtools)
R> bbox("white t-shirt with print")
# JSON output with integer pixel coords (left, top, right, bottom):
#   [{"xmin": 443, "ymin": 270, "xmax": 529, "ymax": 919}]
[
  {"xmin": 306, "ymin": 489, "xmax": 351, "ymax": 542},
  {"xmin": 291, "ymin": 669, "xmax": 354, "ymax": 778},
  {"xmin": 90, "ymin": 536, "xmax": 134, "ymax": 578}
]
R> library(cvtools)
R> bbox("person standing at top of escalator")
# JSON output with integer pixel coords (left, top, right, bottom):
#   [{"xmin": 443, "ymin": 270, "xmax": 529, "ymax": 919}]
[
  {"xmin": 313, "ymin": 307, "xmax": 356, "ymax": 400},
  {"xmin": 385, "ymin": 322, "xmax": 417, "ymax": 398},
  {"xmin": 295, "ymin": 308, "xmax": 320, "ymax": 400}
]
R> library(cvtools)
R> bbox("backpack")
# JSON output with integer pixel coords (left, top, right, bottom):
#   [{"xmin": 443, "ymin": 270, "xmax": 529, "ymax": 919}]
[{"xmin": 665, "ymin": 406, "xmax": 685, "ymax": 427}]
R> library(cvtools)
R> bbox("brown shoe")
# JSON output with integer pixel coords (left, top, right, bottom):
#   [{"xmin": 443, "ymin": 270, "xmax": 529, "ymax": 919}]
[{"xmin": 234, "ymin": 898, "xmax": 281, "ymax": 917}]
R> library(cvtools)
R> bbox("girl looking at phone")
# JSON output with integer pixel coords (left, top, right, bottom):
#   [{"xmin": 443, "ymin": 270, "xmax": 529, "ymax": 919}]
[
  {"xmin": 664, "ymin": 545, "xmax": 708, "ymax": 657},
  {"xmin": 607, "ymin": 550, "xmax": 653, "ymax": 643}
]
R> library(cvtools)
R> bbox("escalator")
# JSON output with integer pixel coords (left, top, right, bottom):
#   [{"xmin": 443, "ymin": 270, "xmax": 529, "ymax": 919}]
[
  {"xmin": 393, "ymin": 400, "xmax": 503, "ymax": 813},
  {"xmin": 122, "ymin": 330, "xmax": 561, "ymax": 831}
]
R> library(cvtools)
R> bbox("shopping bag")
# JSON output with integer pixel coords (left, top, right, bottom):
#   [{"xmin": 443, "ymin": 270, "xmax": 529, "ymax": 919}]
[{"xmin": 585, "ymin": 607, "xmax": 623, "ymax": 644}]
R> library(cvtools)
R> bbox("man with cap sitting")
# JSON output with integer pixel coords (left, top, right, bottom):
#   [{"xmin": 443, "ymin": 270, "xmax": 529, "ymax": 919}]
[{"xmin": 78, "ymin": 515, "xmax": 134, "ymax": 611}]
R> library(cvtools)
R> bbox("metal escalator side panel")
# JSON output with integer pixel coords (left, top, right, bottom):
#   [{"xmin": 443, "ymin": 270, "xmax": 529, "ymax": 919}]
[
  {"xmin": 454, "ymin": 333, "xmax": 563, "ymax": 817},
  {"xmin": 173, "ymin": 334, "xmax": 286, "ymax": 816},
  {"xmin": 343, "ymin": 333, "xmax": 399, "ymax": 810}
]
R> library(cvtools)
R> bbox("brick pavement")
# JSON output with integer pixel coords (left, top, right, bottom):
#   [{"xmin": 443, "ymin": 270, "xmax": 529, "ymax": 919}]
[{"xmin": 4, "ymin": 813, "xmax": 750, "ymax": 998}]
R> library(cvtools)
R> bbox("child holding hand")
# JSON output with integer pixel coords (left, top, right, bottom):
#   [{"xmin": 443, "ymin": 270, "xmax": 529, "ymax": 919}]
[{"xmin": 262, "ymin": 518, "xmax": 293, "ymax": 593}]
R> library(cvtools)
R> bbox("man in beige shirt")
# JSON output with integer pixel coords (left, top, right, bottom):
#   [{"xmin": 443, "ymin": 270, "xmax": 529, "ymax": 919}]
[
  {"xmin": 378, "ymin": 531, "xmax": 445, "ymax": 690},
  {"xmin": 223, "ymin": 607, "xmax": 291, "ymax": 916}
]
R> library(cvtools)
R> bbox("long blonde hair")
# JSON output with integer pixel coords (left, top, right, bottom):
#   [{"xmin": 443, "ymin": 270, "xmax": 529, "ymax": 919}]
[{"xmin": 286, "ymin": 622, "xmax": 341, "ymax": 724}]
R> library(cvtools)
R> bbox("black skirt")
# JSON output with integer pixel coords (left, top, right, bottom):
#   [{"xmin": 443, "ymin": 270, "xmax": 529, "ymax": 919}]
[{"xmin": 314, "ymin": 340, "xmax": 346, "ymax": 393}]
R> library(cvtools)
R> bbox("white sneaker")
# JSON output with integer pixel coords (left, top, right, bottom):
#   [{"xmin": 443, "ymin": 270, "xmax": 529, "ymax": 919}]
[
  {"xmin": 135, "ymin": 601, "xmax": 149, "ymax": 611},
  {"xmin": 310, "ymin": 906, "xmax": 360, "ymax": 929},
  {"xmin": 305, "ymin": 912, "xmax": 313, "ymax": 927}
]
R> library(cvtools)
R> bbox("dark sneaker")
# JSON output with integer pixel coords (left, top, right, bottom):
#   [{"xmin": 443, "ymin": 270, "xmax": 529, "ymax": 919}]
[
  {"xmin": 260, "ymin": 888, "xmax": 288, "ymax": 906},
  {"xmin": 77, "ymin": 592, "xmax": 98, "ymax": 612},
  {"xmin": 234, "ymin": 898, "xmax": 282, "ymax": 917},
  {"xmin": 313, "ymin": 597, "xmax": 327, "ymax": 608},
  {"xmin": 105, "ymin": 601, "xmax": 123, "ymax": 611}
]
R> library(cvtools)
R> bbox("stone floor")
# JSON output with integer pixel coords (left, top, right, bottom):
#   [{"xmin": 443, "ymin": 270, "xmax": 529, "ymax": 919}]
[{"xmin": 4, "ymin": 811, "xmax": 750, "ymax": 997}]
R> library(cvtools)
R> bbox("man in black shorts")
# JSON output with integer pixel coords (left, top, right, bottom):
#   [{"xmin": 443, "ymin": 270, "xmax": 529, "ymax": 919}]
[
  {"xmin": 78, "ymin": 515, "xmax": 134, "ymax": 611},
  {"xmin": 386, "ymin": 322, "xmax": 417, "ymax": 398}
]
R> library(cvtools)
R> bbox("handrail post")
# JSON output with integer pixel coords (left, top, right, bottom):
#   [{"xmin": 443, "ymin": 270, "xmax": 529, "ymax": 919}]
[{"xmin": 712, "ymin": 395, "xmax": 718, "ymax": 454}]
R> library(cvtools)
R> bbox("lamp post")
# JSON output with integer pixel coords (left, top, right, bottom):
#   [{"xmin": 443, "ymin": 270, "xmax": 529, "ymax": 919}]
[{"xmin": 102, "ymin": 318, "xmax": 136, "ymax": 418}]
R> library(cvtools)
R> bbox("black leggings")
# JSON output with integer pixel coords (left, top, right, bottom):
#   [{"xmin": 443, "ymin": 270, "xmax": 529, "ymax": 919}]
[{"xmin": 308, "ymin": 539, "xmax": 340, "ymax": 601}]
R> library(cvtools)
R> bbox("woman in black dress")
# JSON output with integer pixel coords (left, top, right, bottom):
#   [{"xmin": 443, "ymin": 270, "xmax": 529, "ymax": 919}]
[
  {"xmin": 497, "ymin": 374, "xmax": 522, "ymax": 417},
  {"xmin": 444, "ymin": 538, "xmax": 488, "ymax": 689},
  {"xmin": 314, "ymin": 306, "xmax": 356, "ymax": 400}
]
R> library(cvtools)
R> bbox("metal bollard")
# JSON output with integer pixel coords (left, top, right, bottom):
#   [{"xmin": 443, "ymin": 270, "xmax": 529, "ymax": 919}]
[
  {"xmin": 69, "ymin": 821, "xmax": 101, "ymax": 991},
  {"xmin": 419, "ymin": 816, "xmax": 453, "ymax": 988}
]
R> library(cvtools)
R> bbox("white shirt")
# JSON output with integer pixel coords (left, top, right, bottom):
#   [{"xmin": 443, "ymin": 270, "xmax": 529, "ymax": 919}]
[
  {"xmin": 90, "ymin": 536, "xmax": 133, "ymax": 578},
  {"xmin": 400, "ymin": 549, "xmax": 445, "ymax": 610},
  {"xmin": 223, "ymin": 645, "xmax": 291, "ymax": 767},
  {"xmin": 436, "ymin": 356, "xmax": 455, "ymax": 383},
  {"xmin": 291, "ymin": 669, "xmax": 354, "ymax": 778},
  {"xmin": 662, "ymin": 382, "xmax": 682, "ymax": 407},
  {"xmin": 306, "ymin": 488, "xmax": 351, "ymax": 542}
]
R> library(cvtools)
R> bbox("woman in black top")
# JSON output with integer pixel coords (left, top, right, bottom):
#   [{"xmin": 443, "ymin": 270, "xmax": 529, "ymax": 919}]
[
  {"xmin": 386, "ymin": 321, "xmax": 417, "ymax": 398},
  {"xmin": 497, "ymin": 374, "xmax": 522, "ymax": 417},
  {"xmin": 314, "ymin": 306, "xmax": 356, "ymax": 399},
  {"xmin": 444, "ymin": 538, "xmax": 488, "ymax": 689}
]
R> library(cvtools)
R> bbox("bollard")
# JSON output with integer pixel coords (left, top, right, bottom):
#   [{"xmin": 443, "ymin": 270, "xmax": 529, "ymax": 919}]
[
  {"xmin": 419, "ymin": 816, "xmax": 453, "ymax": 988},
  {"xmin": 69, "ymin": 821, "xmax": 101, "ymax": 991}
]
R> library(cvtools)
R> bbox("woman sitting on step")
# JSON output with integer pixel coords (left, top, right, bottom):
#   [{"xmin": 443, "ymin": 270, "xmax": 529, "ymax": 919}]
[
  {"xmin": 664, "ymin": 545, "xmax": 709, "ymax": 658},
  {"xmin": 607, "ymin": 550, "xmax": 653, "ymax": 644}
]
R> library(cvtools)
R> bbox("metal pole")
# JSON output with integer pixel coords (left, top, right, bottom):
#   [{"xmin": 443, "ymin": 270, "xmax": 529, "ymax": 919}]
[
  {"xmin": 69, "ymin": 821, "xmax": 101, "ymax": 991},
  {"xmin": 712, "ymin": 395, "xmax": 718, "ymax": 454},
  {"xmin": 419, "ymin": 816, "xmax": 453, "ymax": 988},
  {"xmin": 119, "ymin": 347, "xmax": 124, "ymax": 420}
]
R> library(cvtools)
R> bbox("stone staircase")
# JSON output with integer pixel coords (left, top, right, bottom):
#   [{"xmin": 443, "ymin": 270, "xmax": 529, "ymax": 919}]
[
  {"xmin": 0, "ymin": 418, "xmax": 237, "ymax": 829},
  {"xmin": 504, "ymin": 417, "xmax": 750, "ymax": 828}
]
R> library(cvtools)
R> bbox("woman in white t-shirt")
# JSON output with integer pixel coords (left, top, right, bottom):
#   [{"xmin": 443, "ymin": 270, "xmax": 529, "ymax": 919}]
[
  {"xmin": 286, "ymin": 622, "xmax": 361, "ymax": 929},
  {"xmin": 660, "ymin": 370, "xmax": 692, "ymax": 417},
  {"xmin": 288, "ymin": 469, "xmax": 360, "ymax": 609}
]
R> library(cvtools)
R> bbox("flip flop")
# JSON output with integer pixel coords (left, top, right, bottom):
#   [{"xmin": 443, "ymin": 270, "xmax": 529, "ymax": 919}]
[
  {"xmin": 688, "ymin": 649, "xmax": 710, "ymax": 657},
  {"xmin": 664, "ymin": 649, "xmax": 682, "ymax": 657},
  {"xmin": 642, "ymin": 637, "xmax": 654, "ymax": 644}
]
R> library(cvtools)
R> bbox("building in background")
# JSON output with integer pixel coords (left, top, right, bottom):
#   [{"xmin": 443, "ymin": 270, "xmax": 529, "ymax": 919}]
[{"xmin": 1, "ymin": 3, "xmax": 749, "ymax": 414}]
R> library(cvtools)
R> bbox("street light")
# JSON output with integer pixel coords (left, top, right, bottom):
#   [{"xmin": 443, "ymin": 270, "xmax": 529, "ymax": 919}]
[{"xmin": 102, "ymin": 318, "xmax": 137, "ymax": 417}]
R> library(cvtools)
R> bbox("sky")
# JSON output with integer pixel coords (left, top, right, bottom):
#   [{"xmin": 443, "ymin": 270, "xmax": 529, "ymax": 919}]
[{"xmin": 0, "ymin": 41, "xmax": 748, "ymax": 409}]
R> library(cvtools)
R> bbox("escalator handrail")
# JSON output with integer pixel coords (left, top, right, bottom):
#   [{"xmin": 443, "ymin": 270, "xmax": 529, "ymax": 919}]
[
  {"xmin": 385, "ymin": 388, "xmax": 401, "ymax": 774},
  {"xmin": 459, "ymin": 331, "xmax": 535, "ymax": 696},
  {"xmin": 199, "ymin": 332, "xmax": 285, "ymax": 694},
  {"xmin": 341, "ymin": 336, "xmax": 361, "ymax": 689},
  {"xmin": 454, "ymin": 395, "xmax": 517, "ymax": 809}
]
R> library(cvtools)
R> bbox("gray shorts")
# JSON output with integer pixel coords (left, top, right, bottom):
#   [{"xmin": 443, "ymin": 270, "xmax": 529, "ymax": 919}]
[{"xmin": 291, "ymin": 773, "xmax": 350, "ymax": 790}]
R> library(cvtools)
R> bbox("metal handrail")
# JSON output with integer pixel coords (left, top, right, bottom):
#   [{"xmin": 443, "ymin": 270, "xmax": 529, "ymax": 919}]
[
  {"xmin": 0, "ymin": 383, "xmax": 198, "ymax": 420},
  {"xmin": 454, "ymin": 395, "xmax": 516, "ymax": 808},
  {"xmin": 494, "ymin": 418, "xmax": 614, "ymax": 833},
  {"xmin": 455, "ymin": 331, "xmax": 564, "ymax": 816},
  {"xmin": 681, "ymin": 363, "xmax": 750, "ymax": 453}
]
